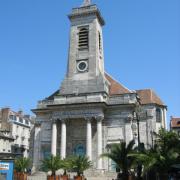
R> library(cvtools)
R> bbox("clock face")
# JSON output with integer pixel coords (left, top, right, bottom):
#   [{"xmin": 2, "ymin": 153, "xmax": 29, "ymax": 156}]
[{"xmin": 77, "ymin": 61, "xmax": 88, "ymax": 72}]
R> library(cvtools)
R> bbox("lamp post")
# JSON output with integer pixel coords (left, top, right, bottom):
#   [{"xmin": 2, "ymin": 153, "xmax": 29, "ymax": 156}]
[
  {"xmin": 133, "ymin": 103, "xmax": 142, "ymax": 180},
  {"xmin": 133, "ymin": 96, "xmax": 142, "ymax": 150},
  {"xmin": 150, "ymin": 130, "xmax": 155, "ymax": 148},
  {"xmin": 133, "ymin": 111, "xmax": 140, "ymax": 149}
]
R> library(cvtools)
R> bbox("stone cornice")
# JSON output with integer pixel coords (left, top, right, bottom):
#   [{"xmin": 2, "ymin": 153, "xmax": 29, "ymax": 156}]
[{"xmin": 68, "ymin": 5, "xmax": 105, "ymax": 26}]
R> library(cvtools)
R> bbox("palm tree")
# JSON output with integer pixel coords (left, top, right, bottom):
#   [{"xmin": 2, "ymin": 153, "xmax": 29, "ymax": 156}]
[
  {"xmin": 130, "ymin": 129, "xmax": 180, "ymax": 180},
  {"xmin": 101, "ymin": 140, "xmax": 135, "ymax": 180},
  {"xmin": 14, "ymin": 157, "xmax": 31, "ymax": 180},
  {"xmin": 14, "ymin": 157, "xmax": 31, "ymax": 173},
  {"xmin": 41, "ymin": 155, "xmax": 62, "ymax": 176},
  {"xmin": 70, "ymin": 155, "xmax": 92, "ymax": 177},
  {"xmin": 61, "ymin": 157, "xmax": 71, "ymax": 176}
]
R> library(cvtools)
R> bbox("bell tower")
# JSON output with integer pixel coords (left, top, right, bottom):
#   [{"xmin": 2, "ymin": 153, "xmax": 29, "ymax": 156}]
[{"xmin": 60, "ymin": 1, "xmax": 109, "ymax": 95}]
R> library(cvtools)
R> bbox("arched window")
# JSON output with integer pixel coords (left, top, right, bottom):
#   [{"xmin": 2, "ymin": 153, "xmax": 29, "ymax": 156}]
[
  {"xmin": 156, "ymin": 108, "xmax": 161, "ymax": 122},
  {"xmin": 73, "ymin": 144, "xmax": 85, "ymax": 156},
  {"xmin": 78, "ymin": 28, "xmax": 89, "ymax": 49}
]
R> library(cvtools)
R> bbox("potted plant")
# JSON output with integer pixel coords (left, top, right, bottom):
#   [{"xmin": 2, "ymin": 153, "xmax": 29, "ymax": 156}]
[
  {"xmin": 60, "ymin": 158, "xmax": 70, "ymax": 180},
  {"xmin": 14, "ymin": 157, "xmax": 31, "ymax": 180},
  {"xmin": 101, "ymin": 140, "xmax": 135, "ymax": 180},
  {"xmin": 70, "ymin": 155, "xmax": 92, "ymax": 180},
  {"xmin": 41, "ymin": 155, "xmax": 61, "ymax": 180}
]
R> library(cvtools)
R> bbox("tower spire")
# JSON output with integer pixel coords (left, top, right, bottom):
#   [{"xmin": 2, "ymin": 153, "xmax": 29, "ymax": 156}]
[{"xmin": 82, "ymin": 0, "xmax": 91, "ymax": 6}]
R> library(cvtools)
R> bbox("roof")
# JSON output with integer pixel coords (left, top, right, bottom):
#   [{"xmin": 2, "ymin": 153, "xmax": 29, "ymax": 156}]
[
  {"xmin": 171, "ymin": 117, "xmax": 180, "ymax": 128},
  {"xmin": 105, "ymin": 73, "xmax": 132, "ymax": 95},
  {"xmin": 45, "ymin": 74, "xmax": 165, "ymax": 107},
  {"xmin": 136, "ymin": 89, "xmax": 165, "ymax": 106}
]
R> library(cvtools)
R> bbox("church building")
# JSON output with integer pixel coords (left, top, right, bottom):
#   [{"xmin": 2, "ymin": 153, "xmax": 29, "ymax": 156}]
[{"xmin": 32, "ymin": 0, "xmax": 167, "ymax": 171}]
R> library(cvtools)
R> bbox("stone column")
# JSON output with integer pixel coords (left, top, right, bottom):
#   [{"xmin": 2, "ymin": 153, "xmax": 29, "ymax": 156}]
[
  {"xmin": 61, "ymin": 120, "xmax": 66, "ymax": 159},
  {"xmin": 96, "ymin": 116, "xmax": 103, "ymax": 169},
  {"xmin": 163, "ymin": 108, "xmax": 167, "ymax": 129},
  {"xmin": 86, "ymin": 118, "xmax": 92, "ymax": 160},
  {"xmin": 32, "ymin": 123, "xmax": 41, "ymax": 172},
  {"xmin": 51, "ymin": 120, "xmax": 57, "ymax": 156}
]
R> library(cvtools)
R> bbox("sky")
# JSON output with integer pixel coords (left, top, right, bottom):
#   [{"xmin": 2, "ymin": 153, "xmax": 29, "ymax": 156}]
[{"xmin": 0, "ymin": 0, "xmax": 179, "ymax": 127}]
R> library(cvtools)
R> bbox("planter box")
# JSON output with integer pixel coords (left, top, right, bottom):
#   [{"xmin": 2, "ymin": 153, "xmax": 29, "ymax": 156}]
[
  {"xmin": 47, "ymin": 175, "xmax": 60, "ymax": 180},
  {"xmin": 74, "ymin": 176, "xmax": 85, "ymax": 180},
  {"xmin": 14, "ymin": 172, "xmax": 27, "ymax": 180},
  {"xmin": 128, "ymin": 175, "xmax": 135, "ymax": 180},
  {"xmin": 60, "ymin": 175, "xmax": 69, "ymax": 180},
  {"xmin": 158, "ymin": 174, "xmax": 168, "ymax": 180}
]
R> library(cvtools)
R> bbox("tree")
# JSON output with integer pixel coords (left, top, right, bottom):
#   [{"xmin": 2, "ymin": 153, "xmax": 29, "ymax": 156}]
[
  {"xmin": 130, "ymin": 128, "xmax": 180, "ymax": 180},
  {"xmin": 41, "ymin": 155, "xmax": 62, "ymax": 176},
  {"xmin": 155, "ymin": 128, "xmax": 180, "ymax": 155},
  {"xmin": 70, "ymin": 155, "xmax": 92, "ymax": 177},
  {"xmin": 101, "ymin": 140, "xmax": 135, "ymax": 180},
  {"xmin": 14, "ymin": 157, "xmax": 31, "ymax": 173},
  {"xmin": 61, "ymin": 157, "xmax": 71, "ymax": 176}
]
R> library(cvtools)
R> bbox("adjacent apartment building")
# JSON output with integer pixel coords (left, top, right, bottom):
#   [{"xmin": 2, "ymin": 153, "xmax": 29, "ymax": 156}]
[
  {"xmin": 0, "ymin": 108, "xmax": 33, "ymax": 157},
  {"xmin": 170, "ymin": 116, "xmax": 180, "ymax": 136},
  {"xmin": 0, "ymin": 130, "xmax": 14, "ymax": 159}
]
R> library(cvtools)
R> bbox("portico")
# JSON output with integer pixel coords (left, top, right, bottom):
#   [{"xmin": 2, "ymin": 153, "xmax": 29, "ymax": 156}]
[{"xmin": 50, "ymin": 109, "xmax": 104, "ymax": 169}]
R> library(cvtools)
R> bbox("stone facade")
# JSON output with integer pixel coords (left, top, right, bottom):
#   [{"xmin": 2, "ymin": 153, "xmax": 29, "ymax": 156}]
[
  {"xmin": 32, "ymin": 2, "xmax": 167, "ymax": 172},
  {"xmin": 0, "ymin": 131, "xmax": 14, "ymax": 158}
]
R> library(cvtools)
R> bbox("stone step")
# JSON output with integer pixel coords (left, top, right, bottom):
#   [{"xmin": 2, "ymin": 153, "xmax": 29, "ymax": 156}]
[{"xmin": 28, "ymin": 171, "xmax": 117, "ymax": 180}]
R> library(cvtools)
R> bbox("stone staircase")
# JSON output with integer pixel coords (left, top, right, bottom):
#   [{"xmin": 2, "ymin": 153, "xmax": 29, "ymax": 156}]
[
  {"xmin": 27, "ymin": 170, "xmax": 117, "ymax": 180},
  {"xmin": 84, "ymin": 169, "xmax": 117, "ymax": 180}
]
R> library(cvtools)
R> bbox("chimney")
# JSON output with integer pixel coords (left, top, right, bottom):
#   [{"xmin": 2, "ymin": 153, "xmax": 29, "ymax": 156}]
[{"xmin": 1, "ymin": 107, "xmax": 11, "ymax": 131}]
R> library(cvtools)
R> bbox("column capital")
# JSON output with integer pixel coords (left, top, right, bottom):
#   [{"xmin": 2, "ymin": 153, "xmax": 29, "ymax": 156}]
[
  {"xmin": 84, "ymin": 116, "xmax": 93, "ymax": 122},
  {"xmin": 95, "ymin": 115, "xmax": 104, "ymax": 122},
  {"xmin": 51, "ymin": 118, "xmax": 58, "ymax": 124},
  {"xmin": 61, "ymin": 119, "xmax": 67, "ymax": 124}
]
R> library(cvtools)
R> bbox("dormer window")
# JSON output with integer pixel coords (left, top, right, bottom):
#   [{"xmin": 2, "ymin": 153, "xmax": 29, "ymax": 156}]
[
  {"xmin": 19, "ymin": 117, "xmax": 23, "ymax": 123},
  {"xmin": 9, "ymin": 115, "xmax": 13, "ymax": 120},
  {"xmin": 78, "ymin": 27, "xmax": 89, "ymax": 49},
  {"xmin": 9, "ymin": 115, "xmax": 17, "ymax": 121}
]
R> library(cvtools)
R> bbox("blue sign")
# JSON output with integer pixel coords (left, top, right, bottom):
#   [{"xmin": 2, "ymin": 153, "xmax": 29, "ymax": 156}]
[{"xmin": 0, "ymin": 161, "xmax": 14, "ymax": 180}]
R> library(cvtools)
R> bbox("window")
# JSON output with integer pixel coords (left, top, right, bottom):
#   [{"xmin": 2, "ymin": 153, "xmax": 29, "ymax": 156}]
[
  {"xmin": 99, "ymin": 32, "xmax": 102, "ymax": 52},
  {"xmin": 156, "ymin": 108, "xmax": 161, "ymax": 122},
  {"xmin": 19, "ymin": 117, "xmax": 23, "ymax": 123},
  {"xmin": 14, "ymin": 116, "xmax": 17, "ymax": 121},
  {"xmin": 25, "ymin": 120, "xmax": 29, "ymax": 125},
  {"xmin": 9, "ymin": 115, "xmax": 13, "ymax": 120},
  {"xmin": 78, "ymin": 27, "xmax": 89, "ymax": 49}
]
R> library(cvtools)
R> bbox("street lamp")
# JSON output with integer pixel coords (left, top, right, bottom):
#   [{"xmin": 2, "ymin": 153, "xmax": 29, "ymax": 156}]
[
  {"xmin": 132, "ymin": 95, "xmax": 142, "ymax": 150},
  {"xmin": 133, "ymin": 97, "xmax": 144, "ymax": 179},
  {"xmin": 133, "ymin": 111, "xmax": 140, "ymax": 149}
]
